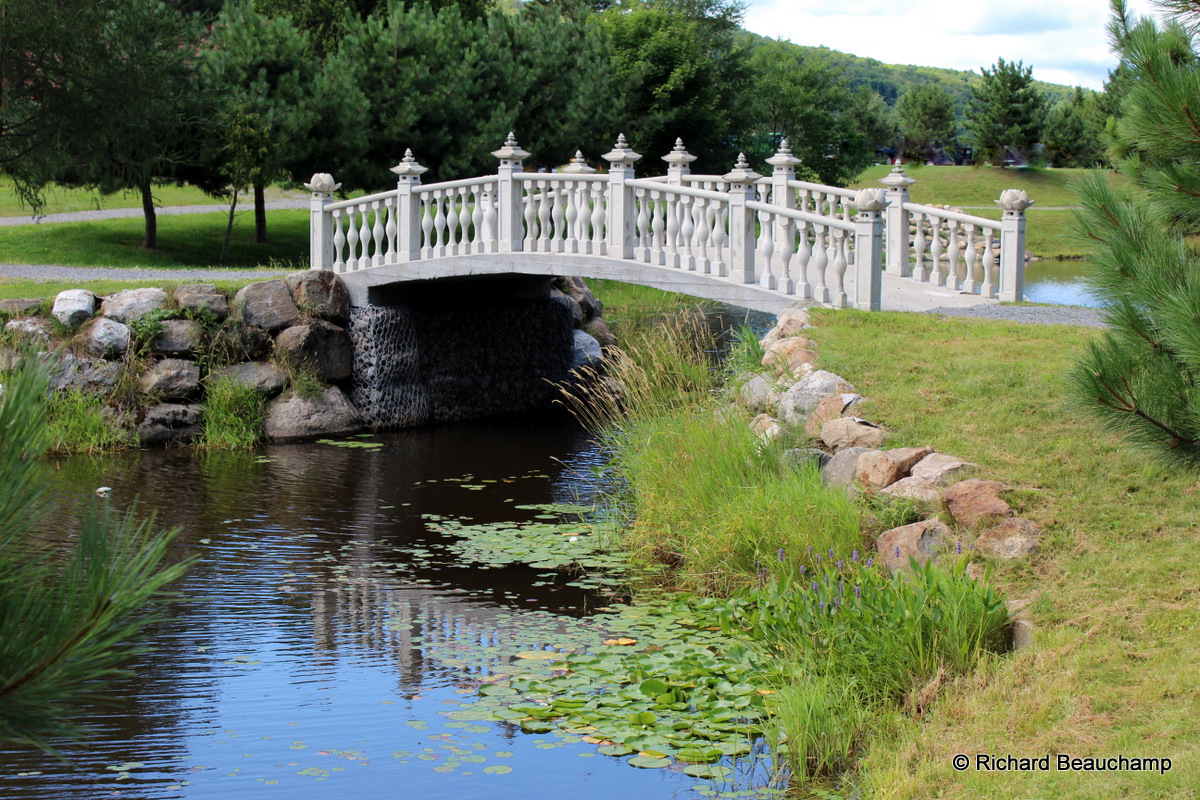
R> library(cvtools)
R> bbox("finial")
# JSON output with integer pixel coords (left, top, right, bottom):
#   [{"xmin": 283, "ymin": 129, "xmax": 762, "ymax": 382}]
[
  {"xmin": 663, "ymin": 137, "xmax": 697, "ymax": 166},
  {"xmin": 603, "ymin": 132, "xmax": 642, "ymax": 165},
  {"xmin": 390, "ymin": 149, "xmax": 428, "ymax": 177},
  {"xmin": 561, "ymin": 150, "xmax": 597, "ymax": 174},
  {"xmin": 765, "ymin": 138, "xmax": 801, "ymax": 169},
  {"xmin": 996, "ymin": 188, "xmax": 1034, "ymax": 212},
  {"xmin": 879, "ymin": 161, "xmax": 916, "ymax": 189},
  {"xmin": 305, "ymin": 173, "xmax": 342, "ymax": 194},
  {"xmin": 853, "ymin": 188, "xmax": 886, "ymax": 213},
  {"xmin": 492, "ymin": 133, "xmax": 530, "ymax": 162},
  {"xmin": 722, "ymin": 153, "xmax": 762, "ymax": 184}
]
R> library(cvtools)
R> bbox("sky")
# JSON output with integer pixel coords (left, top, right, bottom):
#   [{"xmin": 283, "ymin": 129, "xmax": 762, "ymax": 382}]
[{"xmin": 742, "ymin": 0, "xmax": 1159, "ymax": 91}]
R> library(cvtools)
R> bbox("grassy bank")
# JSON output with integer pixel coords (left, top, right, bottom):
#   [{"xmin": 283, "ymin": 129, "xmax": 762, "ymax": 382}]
[
  {"xmin": 0, "ymin": 175, "xmax": 303, "ymax": 218},
  {"xmin": 0, "ymin": 210, "xmax": 308, "ymax": 269},
  {"xmin": 804, "ymin": 309, "xmax": 1198, "ymax": 798}
]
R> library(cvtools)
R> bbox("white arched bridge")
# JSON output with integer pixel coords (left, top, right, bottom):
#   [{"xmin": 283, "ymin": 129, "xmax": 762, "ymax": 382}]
[{"xmin": 307, "ymin": 134, "xmax": 1032, "ymax": 314}]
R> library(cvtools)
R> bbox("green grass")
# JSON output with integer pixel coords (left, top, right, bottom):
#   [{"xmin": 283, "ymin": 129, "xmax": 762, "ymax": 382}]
[
  {"xmin": 851, "ymin": 164, "xmax": 1131, "ymax": 209},
  {"xmin": 0, "ymin": 209, "xmax": 308, "ymax": 269},
  {"xmin": 199, "ymin": 377, "xmax": 266, "ymax": 450},
  {"xmin": 0, "ymin": 277, "xmax": 273, "ymax": 302},
  {"xmin": 0, "ymin": 174, "xmax": 302, "ymax": 217},
  {"xmin": 799, "ymin": 309, "xmax": 1200, "ymax": 799},
  {"xmin": 43, "ymin": 389, "xmax": 135, "ymax": 455}
]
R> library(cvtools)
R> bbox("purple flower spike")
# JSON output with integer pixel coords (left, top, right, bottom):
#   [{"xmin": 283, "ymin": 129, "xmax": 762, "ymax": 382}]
[
  {"xmin": 854, "ymin": 584, "xmax": 861, "ymax": 598},
  {"xmin": 894, "ymin": 545, "xmax": 901, "ymax": 559},
  {"xmin": 956, "ymin": 540, "xmax": 963, "ymax": 555},
  {"xmin": 778, "ymin": 547, "xmax": 785, "ymax": 562},
  {"xmin": 866, "ymin": 558, "xmax": 874, "ymax": 568},
  {"xmin": 816, "ymin": 553, "xmax": 822, "ymax": 563},
  {"xmin": 798, "ymin": 565, "xmax": 806, "ymax": 576},
  {"xmin": 812, "ymin": 580, "xmax": 818, "ymax": 592},
  {"xmin": 828, "ymin": 548, "xmax": 835, "ymax": 559},
  {"xmin": 819, "ymin": 599, "xmax": 825, "ymax": 613},
  {"xmin": 852, "ymin": 550, "xmax": 859, "ymax": 562},
  {"xmin": 808, "ymin": 545, "xmax": 814, "ymax": 555},
  {"xmin": 837, "ymin": 559, "xmax": 844, "ymax": 570}
]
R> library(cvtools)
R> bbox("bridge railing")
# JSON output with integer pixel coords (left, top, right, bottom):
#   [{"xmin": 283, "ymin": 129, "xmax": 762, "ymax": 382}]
[{"xmin": 306, "ymin": 134, "xmax": 1031, "ymax": 310}]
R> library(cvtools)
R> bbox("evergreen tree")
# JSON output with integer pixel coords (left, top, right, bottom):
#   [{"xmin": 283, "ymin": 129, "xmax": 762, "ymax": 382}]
[
  {"xmin": 1068, "ymin": 0, "xmax": 1200, "ymax": 470},
  {"xmin": 1042, "ymin": 88, "xmax": 1107, "ymax": 168},
  {"xmin": 895, "ymin": 83, "xmax": 958, "ymax": 163},
  {"xmin": 964, "ymin": 58, "xmax": 1048, "ymax": 166}
]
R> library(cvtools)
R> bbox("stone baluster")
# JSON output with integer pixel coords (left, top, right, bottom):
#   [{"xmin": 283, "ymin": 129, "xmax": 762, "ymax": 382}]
[
  {"xmin": 562, "ymin": 150, "xmax": 596, "ymax": 253},
  {"xmin": 385, "ymin": 196, "xmax": 398, "ymax": 256},
  {"xmin": 649, "ymin": 189, "xmax": 666, "ymax": 265},
  {"xmin": 757, "ymin": 207, "xmax": 775, "ymax": 288},
  {"xmin": 930, "ymin": 219, "xmax": 945, "ymax": 285},
  {"xmin": 947, "ymin": 219, "xmax": 961, "ymax": 289},
  {"xmin": 811, "ymin": 225, "xmax": 829, "ymax": 303},
  {"xmin": 664, "ymin": 138, "xmax": 695, "ymax": 186},
  {"xmin": 456, "ymin": 188, "xmax": 471, "ymax": 254},
  {"xmin": 663, "ymin": 139, "xmax": 695, "ymax": 267},
  {"xmin": 724, "ymin": 154, "xmax": 762, "ymax": 284},
  {"xmin": 431, "ymin": 190, "xmax": 447, "ymax": 257},
  {"xmin": 493, "ymin": 132, "xmax": 530, "ymax": 253},
  {"xmin": 981, "ymin": 230, "xmax": 997, "ymax": 297},
  {"xmin": 912, "ymin": 211, "xmax": 927, "ymax": 281},
  {"xmin": 766, "ymin": 139, "xmax": 800, "ymax": 288},
  {"xmin": 879, "ymin": 162, "xmax": 915, "ymax": 277},
  {"xmin": 634, "ymin": 188, "xmax": 650, "ymax": 260},
  {"xmin": 603, "ymin": 133, "xmax": 642, "ymax": 259},
  {"xmin": 996, "ymin": 189, "xmax": 1033, "ymax": 302},
  {"xmin": 795, "ymin": 220, "xmax": 811, "ymax": 298},
  {"xmin": 347, "ymin": 210, "xmax": 361, "ymax": 270},
  {"xmin": 331, "ymin": 208, "xmax": 346, "ymax": 273},
  {"xmin": 550, "ymin": 185, "xmax": 566, "ymax": 252},
  {"xmin": 831, "ymin": 230, "xmax": 849, "ymax": 308},
  {"xmin": 853, "ymin": 188, "xmax": 885, "ymax": 311},
  {"xmin": 535, "ymin": 181, "xmax": 551, "ymax": 251},
  {"xmin": 371, "ymin": 200, "xmax": 385, "ymax": 267},
  {"xmin": 306, "ymin": 173, "xmax": 341, "ymax": 270},
  {"xmin": 590, "ymin": 180, "xmax": 606, "ymax": 255},
  {"xmin": 694, "ymin": 197, "xmax": 710, "ymax": 273},
  {"xmin": 470, "ymin": 189, "xmax": 484, "ymax": 253},
  {"xmin": 389, "ymin": 150, "xmax": 427, "ymax": 262},
  {"xmin": 963, "ymin": 226, "xmax": 979, "ymax": 293}
]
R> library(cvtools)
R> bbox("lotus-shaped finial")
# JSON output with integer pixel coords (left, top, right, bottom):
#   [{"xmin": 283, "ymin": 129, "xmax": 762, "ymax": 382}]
[
  {"xmin": 854, "ymin": 188, "xmax": 886, "ymax": 213},
  {"xmin": 305, "ymin": 173, "xmax": 341, "ymax": 194},
  {"xmin": 996, "ymin": 188, "xmax": 1034, "ymax": 212}
]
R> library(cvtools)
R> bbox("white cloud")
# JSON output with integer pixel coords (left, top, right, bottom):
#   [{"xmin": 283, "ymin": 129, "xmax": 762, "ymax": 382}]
[{"xmin": 742, "ymin": 0, "xmax": 1161, "ymax": 90}]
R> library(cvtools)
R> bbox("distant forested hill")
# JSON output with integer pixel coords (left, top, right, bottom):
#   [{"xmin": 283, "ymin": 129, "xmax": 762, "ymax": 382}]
[{"xmin": 739, "ymin": 33, "xmax": 1079, "ymax": 108}]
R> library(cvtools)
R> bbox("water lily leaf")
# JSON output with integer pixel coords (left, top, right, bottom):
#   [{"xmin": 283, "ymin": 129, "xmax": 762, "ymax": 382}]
[
  {"xmin": 483, "ymin": 765, "xmax": 513, "ymax": 775},
  {"xmin": 514, "ymin": 650, "xmax": 559, "ymax": 660},
  {"xmin": 682, "ymin": 764, "xmax": 733, "ymax": 779},
  {"xmin": 597, "ymin": 744, "xmax": 632, "ymax": 756},
  {"xmin": 627, "ymin": 755, "xmax": 671, "ymax": 769},
  {"xmin": 602, "ymin": 638, "xmax": 637, "ymax": 646},
  {"xmin": 639, "ymin": 678, "xmax": 669, "ymax": 696}
]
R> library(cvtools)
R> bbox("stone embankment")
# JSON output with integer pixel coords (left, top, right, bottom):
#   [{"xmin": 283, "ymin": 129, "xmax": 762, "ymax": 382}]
[
  {"xmin": 0, "ymin": 272, "xmax": 613, "ymax": 444},
  {"xmin": 736, "ymin": 305, "xmax": 1036, "ymax": 647}
]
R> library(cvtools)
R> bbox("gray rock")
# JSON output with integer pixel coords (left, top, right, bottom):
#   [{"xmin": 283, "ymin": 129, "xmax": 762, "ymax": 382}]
[
  {"xmin": 209, "ymin": 361, "xmax": 287, "ymax": 396},
  {"xmin": 100, "ymin": 288, "xmax": 169, "ymax": 323},
  {"xmin": 286, "ymin": 271, "xmax": 350, "ymax": 324},
  {"xmin": 275, "ymin": 320, "xmax": 353, "ymax": 381},
  {"xmin": 175, "ymin": 284, "xmax": 229, "ymax": 321},
  {"xmin": 0, "ymin": 298, "xmax": 42, "ymax": 316},
  {"xmin": 47, "ymin": 351, "xmax": 122, "ymax": 393},
  {"xmin": 559, "ymin": 276, "xmax": 603, "ymax": 320},
  {"xmin": 820, "ymin": 417, "xmax": 886, "ymax": 451},
  {"xmin": 783, "ymin": 448, "xmax": 830, "ymax": 473},
  {"xmin": 152, "ymin": 319, "xmax": 205, "ymax": 356},
  {"xmin": 821, "ymin": 446, "xmax": 872, "ymax": 489},
  {"xmin": 877, "ymin": 518, "xmax": 952, "ymax": 572},
  {"xmin": 85, "ymin": 317, "xmax": 130, "ymax": 360},
  {"xmin": 232, "ymin": 280, "xmax": 299, "ymax": 331},
  {"xmin": 550, "ymin": 290, "xmax": 584, "ymax": 326},
  {"xmin": 52, "ymin": 289, "xmax": 97, "ymax": 329},
  {"xmin": 4, "ymin": 317, "xmax": 54, "ymax": 344},
  {"xmin": 975, "ymin": 518, "xmax": 1042, "ymax": 559},
  {"xmin": 138, "ymin": 358, "xmax": 200, "ymax": 398},
  {"xmin": 778, "ymin": 369, "xmax": 854, "ymax": 425},
  {"xmin": 571, "ymin": 329, "xmax": 603, "ymax": 371},
  {"xmin": 750, "ymin": 413, "xmax": 781, "ymax": 441},
  {"xmin": 737, "ymin": 372, "xmax": 780, "ymax": 414},
  {"xmin": 263, "ymin": 386, "xmax": 364, "ymax": 442},
  {"xmin": 582, "ymin": 317, "xmax": 617, "ymax": 349},
  {"xmin": 138, "ymin": 402, "xmax": 204, "ymax": 445}
]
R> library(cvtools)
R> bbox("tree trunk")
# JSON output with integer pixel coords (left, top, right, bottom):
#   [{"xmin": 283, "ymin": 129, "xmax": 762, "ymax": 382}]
[
  {"xmin": 220, "ymin": 190, "xmax": 238, "ymax": 268},
  {"xmin": 140, "ymin": 181, "xmax": 157, "ymax": 249},
  {"xmin": 254, "ymin": 181, "xmax": 267, "ymax": 243}
]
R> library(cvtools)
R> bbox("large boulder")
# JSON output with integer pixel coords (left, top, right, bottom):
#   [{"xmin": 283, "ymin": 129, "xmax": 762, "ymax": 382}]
[
  {"xmin": 582, "ymin": 317, "xmax": 618, "ymax": 349},
  {"xmin": 100, "ymin": 288, "xmax": 169, "ymax": 323},
  {"xmin": 152, "ymin": 319, "xmax": 205, "ymax": 357},
  {"xmin": 761, "ymin": 336, "xmax": 817, "ymax": 376},
  {"xmin": 285, "ymin": 271, "xmax": 350, "ymax": 324},
  {"xmin": 881, "ymin": 453, "xmax": 978, "ymax": 502},
  {"xmin": 232, "ymin": 280, "xmax": 299, "ymax": 331},
  {"xmin": 737, "ymin": 372, "xmax": 781, "ymax": 414},
  {"xmin": 571, "ymin": 329, "xmax": 603, "ymax": 371},
  {"xmin": 778, "ymin": 370, "xmax": 854, "ymax": 426},
  {"xmin": 550, "ymin": 290, "xmax": 584, "ymax": 326},
  {"xmin": 750, "ymin": 413, "xmax": 781, "ymax": 442},
  {"xmin": 557, "ymin": 276, "xmax": 603, "ymax": 320},
  {"xmin": 47, "ymin": 351, "xmax": 122, "ymax": 393},
  {"xmin": 821, "ymin": 446, "xmax": 872, "ymax": 490},
  {"xmin": 275, "ymin": 320, "xmax": 353, "ymax": 381},
  {"xmin": 942, "ymin": 479, "xmax": 1012, "ymax": 529},
  {"xmin": 138, "ymin": 402, "xmax": 204, "ymax": 445},
  {"xmin": 175, "ymin": 284, "xmax": 229, "ymax": 321},
  {"xmin": 85, "ymin": 318, "xmax": 130, "ymax": 360},
  {"xmin": 855, "ymin": 446, "xmax": 934, "ymax": 490},
  {"xmin": 975, "ymin": 518, "xmax": 1042, "ymax": 559},
  {"xmin": 820, "ymin": 417, "xmax": 886, "ymax": 451},
  {"xmin": 805, "ymin": 392, "xmax": 863, "ymax": 437},
  {"xmin": 0, "ymin": 298, "xmax": 41, "ymax": 316},
  {"xmin": 263, "ymin": 386, "xmax": 364, "ymax": 442},
  {"xmin": 209, "ymin": 361, "xmax": 287, "ymax": 396},
  {"xmin": 138, "ymin": 358, "xmax": 201, "ymax": 399},
  {"xmin": 4, "ymin": 317, "xmax": 54, "ymax": 344},
  {"xmin": 877, "ymin": 518, "xmax": 952, "ymax": 573},
  {"xmin": 52, "ymin": 289, "xmax": 97, "ymax": 329}
]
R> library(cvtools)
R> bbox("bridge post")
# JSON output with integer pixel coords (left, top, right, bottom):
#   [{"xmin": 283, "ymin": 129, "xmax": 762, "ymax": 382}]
[
  {"xmin": 996, "ymin": 189, "xmax": 1033, "ymax": 303},
  {"xmin": 390, "ymin": 149, "xmax": 428, "ymax": 262},
  {"xmin": 305, "ymin": 173, "xmax": 341, "ymax": 270},
  {"xmin": 723, "ymin": 154, "xmax": 762, "ymax": 285},
  {"xmin": 766, "ymin": 140, "xmax": 801, "ymax": 294},
  {"xmin": 879, "ymin": 163, "xmax": 916, "ymax": 277},
  {"xmin": 603, "ymin": 134, "xmax": 642, "ymax": 259},
  {"xmin": 663, "ymin": 138, "xmax": 695, "ymax": 185},
  {"xmin": 853, "ymin": 189, "xmax": 886, "ymax": 311},
  {"xmin": 493, "ymin": 132, "xmax": 530, "ymax": 254}
]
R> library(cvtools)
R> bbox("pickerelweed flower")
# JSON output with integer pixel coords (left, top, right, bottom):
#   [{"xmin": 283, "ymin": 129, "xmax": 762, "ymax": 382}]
[
  {"xmin": 851, "ymin": 549, "xmax": 859, "ymax": 562},
  {"xmin": 837, "ymin": 559, "xmax": 844, "ymax": 570},
  {"xmin": 854, "ymin": 584, "xmax": 861, "ymax": 598},
  {"xmin": 819, "ymin": 599, "xmax": 825, "ymax": 613},
  {"xmin": 866, "ymin": 558, "xmax": 874, "ymax": 568},
  {"xmin": 798, "ymin": 565, "xmax": 806, "ymax": 576},
  {"xmin": 956, "ymin": 540, "xmax": 963, "ymax": 555},
  {"xmin": 894, "ymin": 545, "xmax": 901, "ymax": 559},
  {"xmin": 812, "ymin": 581, "xmax": 818, "ymax": 592},
  {"xmin": 778, "ymin": 547, "xmax": 785, "ymax": 562}
]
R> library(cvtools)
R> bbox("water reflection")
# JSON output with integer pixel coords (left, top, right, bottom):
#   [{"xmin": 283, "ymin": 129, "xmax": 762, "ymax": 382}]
[
  {"xmin": 1023, "ymin": 260, "xmax": 1098, "ymax": 308},
  {"xmin": 2, "ymin": 414, "xmax": 729, "ymax": 800}
]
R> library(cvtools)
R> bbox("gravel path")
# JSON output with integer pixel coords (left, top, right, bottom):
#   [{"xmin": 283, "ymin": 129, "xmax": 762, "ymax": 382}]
[{"xmin": 922, "ymin": 303, "xmax": 1105, "ymax": 327}]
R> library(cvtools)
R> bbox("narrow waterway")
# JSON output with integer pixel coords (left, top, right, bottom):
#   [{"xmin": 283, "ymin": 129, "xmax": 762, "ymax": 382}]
[{"xmin": 1, "ymin": 413, "xmax": 773, "ymax": 800}]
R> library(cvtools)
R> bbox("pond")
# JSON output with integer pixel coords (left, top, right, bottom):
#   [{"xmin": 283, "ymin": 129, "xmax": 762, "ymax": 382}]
[
  {"xmin": 1023, "ymin": 259, "xmax": 1098, "ymax": 308},
  {"xmin": 0, "ymin": 413, "xmax": 780, "ymax": 800}
]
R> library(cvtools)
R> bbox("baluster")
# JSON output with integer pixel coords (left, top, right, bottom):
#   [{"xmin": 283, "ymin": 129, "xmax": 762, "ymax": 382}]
[
  {"xmin": 550, "ymin": 184, "xmax": 565, "ymax": 253},
  {"xmin": 590, "ymin": 181, "xmax": 606, "ymax": 255},
  {"xmin": 912, "ymin": 211, "xmax": 927, "ymax": 281},
  {"xmin": 712, "ymin": 201, "xmax": 728, "ymax": 276},
  {"xmin": 385, "ymin": 197, "xmax": 398, "ymax": 262},
  {"xmin": 524, "ymin": 184, "xmax": 539, "ymax": 251},
  {"xmin": 482, "ymin": 187, "xmax": 497, "ymax": 251},
  {"xmin": 357, "ymin": 207, "xmax": 371, "ymax": 268},
  {"xmin": 650, "ymin": 190, "xmax": 666, "ymax": 265},
  {"xmin": 538, "ymin": 181, "xmax": 553, "ymax": 252},
  {"xmin": 635, "ymin": 188, "xmax": 650, "ymax": 261},
  {"xmin": 332, "ymin": 208, "xmax": 346, "ymax": 273},
  {"xmin": 795, "ymin": 220, "xmax": 812, "ymax": 298},
  {"xmin": 701, "ymin": 197, "xmax": 716, "ymax": 273},
  {"xmin": 963, "ymin": 226, "xmax": 979, "ymax": 293},
  {"xmin": 757, "ymin": 208, "xmax": 775, "ymax": 288},
  {"xmin": 981, "ymin": 229, "xmax": 997, "ymax": 297},
  {"xmin": 371, "ymin": 200, "xmax": 385, "ymax": 267},
  {"xmin": 346, "ymin": 209, "xmax": 361, "ymax": 270},
  {"xmin": 665, "ymin": 194, "xmax": 680, "ymax": 267},
  {"xmin": 779, "ymin": 217, "xmax": 795, "ymax": 294},
  {"xmin": 812, "ymin": 225, "xmax": 829, "ymax": 304},
  {"xmin": 458, "ymin": 188, "xmax": 471, "ymax": 254},
  {"xmin": 431, "ymin": 191, "xmax": 447, "ymax": 258},
  {"xmin": 947, "ymin": 220, "xmax": 962, "ymax": 290},
  {"xmin": 679, "ymin": 195, "xmax": 696, "ymax": 270},
  {"xmin": 931, "ymin": 218, "xmax": 946, "ymax": 286},
  {"xmin": 830, "ymin": 230, "xmax": 848, "ymax": 308},
  {"xmin": 564, "ymin": 183, "xmax": 580, "ymax": 254},
  {"xmin": 694, "ymin": 197, "xmax": 710, "ymax": 273},
  {"xmin": 470, "ymin": 188, "xmax": 484, "ymax": 253},
  {"xmin": 574, "ymin": 184, "xmax": 589, "ymax": 247},
  {"xmin": 445, "ymin": 191, "xmax": 460, "ymax": 255},
  {"xmin": 420, "ymin": 196, "xmax": 434, "ymax": 258}
]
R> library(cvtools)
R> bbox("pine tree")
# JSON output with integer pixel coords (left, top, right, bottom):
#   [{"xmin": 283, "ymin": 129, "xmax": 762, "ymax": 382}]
[
  {"xmin": 964, "ymin": 59, "xmax": 1047, "ymax": 166},
  {"xmin": 1068, "ymin": 0, "xmax": 1200, "ymax": 470},
  {"xmin": 896, "ymin": 84, "xmax": 958, "ymax": 163}
]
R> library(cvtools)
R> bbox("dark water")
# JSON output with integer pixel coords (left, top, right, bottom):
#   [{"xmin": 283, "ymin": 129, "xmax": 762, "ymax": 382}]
[
  {"xmin": 0, "ymin": 415, "xmax": 739, "ymax": 800},
  {"xmin": 1023, "ymin": 260, "xmax": 1098, "ymax": 307}
]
